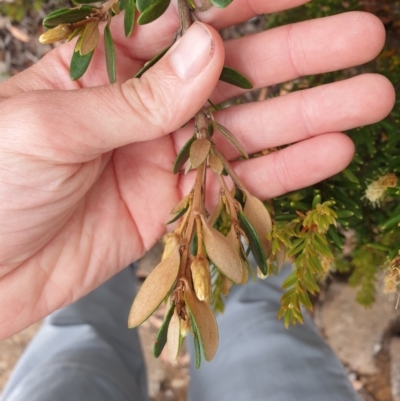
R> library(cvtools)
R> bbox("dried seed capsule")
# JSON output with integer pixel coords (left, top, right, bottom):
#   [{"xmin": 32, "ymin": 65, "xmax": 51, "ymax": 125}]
[
  {"xmin": 190, "ymin": 256, "xmax": 211, "ymax": 304},
  {"xmin": 39, "ymin": 24, "xmax": 74, "ymax": 44},
  {"xmin": 128, "ymin": 245, "xmax": 181, "ymax": 328},
  {"xmin": 167, "ymin": 308, "xmax": 181, "ymax": 362},
  {"xmin": 200, "ymin": 215, "xmax": 243, "ymax": 284}
]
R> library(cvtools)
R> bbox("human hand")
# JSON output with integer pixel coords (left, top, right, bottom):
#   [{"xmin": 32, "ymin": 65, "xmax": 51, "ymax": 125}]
[{"xmin": 0, "ymin": 0, "xmax": 394, "ymax": 338}]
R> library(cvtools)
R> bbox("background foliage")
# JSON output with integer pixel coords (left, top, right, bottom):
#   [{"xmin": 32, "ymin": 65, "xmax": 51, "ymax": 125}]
[{"xmin": 266, "ymin": 0, "xmax": 400, "ymax": 323}]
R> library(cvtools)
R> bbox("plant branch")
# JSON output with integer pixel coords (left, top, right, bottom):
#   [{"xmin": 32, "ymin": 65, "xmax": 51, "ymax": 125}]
[
  {"xmin": 212, "ymin": 146, "xmax": 248, "ymax": 194},
  {"xmin": 177, "ymin": 0, "xmax": 192, "ymax": 37}
]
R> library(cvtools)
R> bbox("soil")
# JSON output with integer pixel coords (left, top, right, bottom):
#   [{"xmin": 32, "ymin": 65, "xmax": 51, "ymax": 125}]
[{"xmin": 1, "ymin": 2, "xmax": 400, "ymax": 401}]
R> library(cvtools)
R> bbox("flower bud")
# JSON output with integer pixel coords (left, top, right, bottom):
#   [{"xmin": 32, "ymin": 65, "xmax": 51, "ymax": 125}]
[
  {"xmin": 162, "ymin": 233, "xmax": 180, "ymax": 261},
  {"xmin": 39, "ymin": 24, "xmax": 74, "ymax": 45},
  {"xmin": 190, "ymin": 256, "xmax": 211, "ymax": 304}
]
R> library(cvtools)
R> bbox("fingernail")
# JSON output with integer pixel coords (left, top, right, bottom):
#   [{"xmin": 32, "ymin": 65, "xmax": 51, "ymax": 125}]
[{"xmin": 170, "ymin": 22, "xmax": 214, "ymax": 79}]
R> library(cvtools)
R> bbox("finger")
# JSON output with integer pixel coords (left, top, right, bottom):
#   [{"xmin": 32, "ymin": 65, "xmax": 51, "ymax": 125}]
[
  {"xmin": 233, "ymin": 133, "xmax": 355, "ymax": 199},
  {"xmin": 179, "ymin": 133, "xmax": 355, "ymax": 200},
  {"xmin": 0, "ymin": 23, "xmax": 224, "ymax": 161},
  {"xmin": 211, "ymin": 11, "xmax": 386, "ymax": 103},
  {"xmin": 174, "ymin": 74, "xmax": 395, "ymax": 160},
  {"xmin": 0, "ymin": 0, "xmax": 311, "ymax": 96}
]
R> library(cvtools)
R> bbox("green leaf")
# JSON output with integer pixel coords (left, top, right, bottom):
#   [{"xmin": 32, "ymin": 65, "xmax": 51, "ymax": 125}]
[
  {"xmin": 381, "ymin": 214, "xmax": 400, "ymax": 230},
  {"xmin": 238, "ymin": 211, "xmax": 267, "ymax": 275},
  {"xmin": 70, "ymin": 42, "xmax": 94, "ymax": 80},
  {"xmin": 153, "ymin": 302, "xmax": 174, "ymax": 358},
  {"xmin": 191, "ymin": 315, "xmax": 202, "ymax": 369},
  {"xmin": 43, "ymin": 6, "xmax": 95, "ymax": 28},
  {"xmin": 212, "ymin": 121, "xmax": 249, "ymax": 159},
  {"xmin": 123, "ymin": 0, "xmax": 136, "ymax": 37},
  {"xmin": 219, "ymin": 66, "xmax": 253, "ymax": 89},
  {"xmin": 166, "ymin": 204, "xmax": 189, "ymax": 225},
  {"xmin": 209, "ymin": 0, "xmax": 234, "ymax": 8},
  {"xmin": 137, "ymin": 0, "xmax": 170, "ymax": 25},
  {"xmin": 173, "ymin": 135, "xmax": 195, "ymax": 174},
  {"xmin": 136, "ymin": 0, "xmax": 154, "ymax": 12},
  {"xmin": 135, "ymin": 46, "xmax": 170, "ymax": 78},
  {"xmin": 104, "ymin": 26, "xmax": 116, "ymax": 84}
]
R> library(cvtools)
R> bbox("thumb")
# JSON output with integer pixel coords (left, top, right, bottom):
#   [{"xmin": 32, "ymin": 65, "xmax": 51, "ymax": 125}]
[{"xmin": 1, "ymin": 22, "xmax": 224, "ymax": 158}]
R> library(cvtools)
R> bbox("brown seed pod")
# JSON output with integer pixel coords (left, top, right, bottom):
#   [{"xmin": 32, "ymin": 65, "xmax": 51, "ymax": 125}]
[
  {"xmin": 184, "ymin": 285, "xmax": 218, "ymax": 361},
  {"xmin": 128, "ymin": 244, "xmax": 180, "ymax": 328},
  {"xmin": 244, "ymin": 193, "xmax": 273, "ymax": 259},
  {"xmin": 200, "ymin": 215, "xmax": 242, "ymax": 284}
]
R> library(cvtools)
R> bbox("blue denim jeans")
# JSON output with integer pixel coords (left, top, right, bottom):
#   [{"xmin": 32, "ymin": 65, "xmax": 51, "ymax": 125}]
[{"xmin": 2, "ymin": 264, "xmax": 360, "ymax": 401}]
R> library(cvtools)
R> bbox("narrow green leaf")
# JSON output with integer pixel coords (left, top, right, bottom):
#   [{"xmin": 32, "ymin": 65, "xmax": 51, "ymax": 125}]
[
  {"xmin": 70, "ymin": 42, "xmax": 94, "ymax": 80},
  {"xmin": 43, "ymin": 6, "xmax": 95, "ymax": 28},
  {"xmin": 191, "ymin": 315, "xmax": 202, "ymax": 369},
  {"xmin": 209, "ymin": 0, "xmax": 234, "ymax": 8},
  {"xmin": 213, "ymin": 121, "xmax": 249, "ymax": 159},
  {"xmin": 153, "ymin": 302, "xmax": 174, "ymax": 358},
  {"xmin": 135, "ymin": 46, "xmax": 170, "ymax": 78},
  {"xmin": 138, "ymin": 0, "xmax": 170, "ymax": 25},
  {"xmin": 166, "ymin": 204, "xmax": 189, "ymax": 225},
  {"xmin": 219, "ymin": 66, "xmax": 253, "ymax": 89},
  {"xmin": 281, "ymin": 271, "xmax": 298, "ymax": 290},
  {"xmin": 104, "ymin": 26, "xmax": 116, "ymax": 84},
  {"xmin": 381, "ymin": 213, "xmax": 400, "ymax": 230},
  {"xmin": 238, "ymin": 211, "xmax": 267, "ymax": 275},
  {"xmin": 124, "ymin": 0, "xmax": 136, "ymax": 37},
  {"xmin": 173, "ymin": 135, "xmax": 195, "ymax": 174}
]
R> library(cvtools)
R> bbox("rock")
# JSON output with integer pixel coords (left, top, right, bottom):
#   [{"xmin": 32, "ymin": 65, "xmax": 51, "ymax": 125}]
[
  {"xmin": 390, "ymin": 337, "xmax": 400, "ymax": 401},
  {"xmin": 316, "ymin": 279, "xmax": 399, "ymax": 375}
]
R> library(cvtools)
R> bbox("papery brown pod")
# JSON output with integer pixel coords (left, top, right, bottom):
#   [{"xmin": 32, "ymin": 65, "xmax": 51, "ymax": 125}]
[
  {"xmin": 79, "ymin": 21, "xmax": 100, "ymax": 55},
  {"xmin": 200, "ymin": 215, "xmax": 242, "ymax": 284},
  {"xmin": 244, "ymin": 193, "xmax": 273, "ymax": 259},
  {"xmin": 167, "ymin": 308, "xmax": 181, "ymax": 362},
  {"xmin": 221, "ymin": 275, "xmax": 233, "ymax": 296},
  {"xmin": 184, "ymin": 285, "xmax": 218, "ymax": 361},
  {"xmin": 128, "ymin": 244, "xmax": 180, "ymax": 328},
  {"xmin": 226, "ymin": 226, "xmax": 248, "ymax": 284},
  {"xmin": 190, "ymin": 138, "xmax": 211, "ymax": 168},
  {"xmin": 209, "ymin": 149, "xmax": 224, "ymax": 174}
]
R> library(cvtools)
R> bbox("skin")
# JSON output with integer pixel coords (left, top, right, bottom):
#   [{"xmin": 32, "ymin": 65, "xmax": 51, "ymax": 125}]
[{"xmin": 0, "ymin": 0, "xmax": 395, "ymax": 339}]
